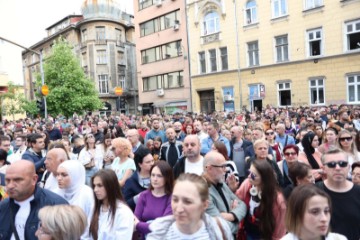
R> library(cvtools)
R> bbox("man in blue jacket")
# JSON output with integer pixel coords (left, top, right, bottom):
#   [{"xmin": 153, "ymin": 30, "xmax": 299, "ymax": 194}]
[{"xmin": 0, "ymin": 160, "xmax": 68, "ymax": 240}]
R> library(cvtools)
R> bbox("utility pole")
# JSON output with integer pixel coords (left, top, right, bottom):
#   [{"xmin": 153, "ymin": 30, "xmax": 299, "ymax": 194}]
[{"xmin": 0, "ymin": 36, "xmax": 48, "ymax": 118}]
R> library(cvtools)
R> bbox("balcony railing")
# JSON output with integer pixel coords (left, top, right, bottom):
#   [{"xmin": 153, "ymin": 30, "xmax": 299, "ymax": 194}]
[{"xmin": 201, "ymin": 32, "xmax": 220, "ymax": 44}]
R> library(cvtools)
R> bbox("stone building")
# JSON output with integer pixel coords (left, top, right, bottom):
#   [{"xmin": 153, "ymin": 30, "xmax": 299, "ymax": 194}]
[{"xmin": 22, "ymin": 0, "xmax": 137, "ymax": 114}]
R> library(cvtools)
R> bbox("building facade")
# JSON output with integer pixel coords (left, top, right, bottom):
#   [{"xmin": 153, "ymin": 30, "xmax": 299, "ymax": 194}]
[
  {"xmin": 22, "ymin": 0, "xmax": 137, "ymax": 114},
  {"xmin": 187, "ymin": 0, "xmax": 360, "ymax": 113},
  {"xmin": 133, "ymin": 0, "xmax": 191, "ymax": 115}
]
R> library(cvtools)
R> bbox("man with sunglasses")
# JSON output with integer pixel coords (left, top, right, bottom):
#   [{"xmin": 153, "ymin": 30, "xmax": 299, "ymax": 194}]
[{"xmin": 317, "ymin": 148, "xmax": 360, "ymax": 240}]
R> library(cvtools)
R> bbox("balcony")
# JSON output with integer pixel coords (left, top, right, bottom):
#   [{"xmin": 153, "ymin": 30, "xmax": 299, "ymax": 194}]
[
  {"xmin": 201, "ymin": 32, "xmax": 220, "ymax": 44},
  {"xmin": 95, "ymin": 39, "xmax": 107, "ymax": 45}
]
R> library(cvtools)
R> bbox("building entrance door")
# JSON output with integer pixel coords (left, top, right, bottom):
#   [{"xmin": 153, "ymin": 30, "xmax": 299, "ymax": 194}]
[{"xmin": 199, "ymin": 90, "xmax": 215, "ymax": 114}]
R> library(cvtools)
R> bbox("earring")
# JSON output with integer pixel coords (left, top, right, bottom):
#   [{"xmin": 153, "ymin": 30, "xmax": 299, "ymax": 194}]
[{"xmin": 250, "ymin": 185, "xmax": 262, "ymax": 199}]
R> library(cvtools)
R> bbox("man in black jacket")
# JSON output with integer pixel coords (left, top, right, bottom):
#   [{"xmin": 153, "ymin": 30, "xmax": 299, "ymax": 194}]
[{"xmin": 0, "ymin": 160, "xmax": 68, "ymax": 240}]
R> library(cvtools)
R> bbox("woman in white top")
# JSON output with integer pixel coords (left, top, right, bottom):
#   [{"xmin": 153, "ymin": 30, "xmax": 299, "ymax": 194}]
[
  {"xmin": 111, "ymin": 137, "xmax": 136, "ymax": 187},
  {"xmin": 281, "ymin": 184, "xmax": 346, "ymax": 240},
  {"xmin": 147, "ymin": 173, "xmax": 232, "ymax": 240},
  {"xmin": 89, "ymin": 169, "xmax": 134, "ymax": 240},
  {"xmin": 78, "ymin": 133, "xmax": 104, "ymax": 185},
  {"xmin": 56, "ymin": 160, "xmax": 94, "ymax": 218}
]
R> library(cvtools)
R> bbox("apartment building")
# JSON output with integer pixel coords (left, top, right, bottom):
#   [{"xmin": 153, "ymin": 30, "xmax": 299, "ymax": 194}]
[
  {"xmin": 133, "ymin": 0, "xmax": 191, "ymax": 114},
  {"xmin": 22, "ymin": 0, "xmax": 137, "ymax": 114},
  {"xmin": 187, "ymin": 0, "xmax": 360, "ymax": 112}
]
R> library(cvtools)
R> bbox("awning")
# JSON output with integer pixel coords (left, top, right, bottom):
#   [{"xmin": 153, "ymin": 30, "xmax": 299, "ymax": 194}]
[{"xmin": 152, "ymin": 100, "xmax": 187, "ymax": 108}]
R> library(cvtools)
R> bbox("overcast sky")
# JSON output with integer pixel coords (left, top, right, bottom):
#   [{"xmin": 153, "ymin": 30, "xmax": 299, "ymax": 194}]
[{"xmin": 0, "ymin": 0, "xmax": 134, "ymax": 84}]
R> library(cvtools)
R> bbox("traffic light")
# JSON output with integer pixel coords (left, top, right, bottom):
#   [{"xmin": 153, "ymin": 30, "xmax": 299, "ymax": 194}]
[
  {"xmin": 117, "ymin": 97, "xmax": 126, "ymax": 110},
  {"xmin": 36, "ymin": 98, "xmax": 45, "ymax": 112}
]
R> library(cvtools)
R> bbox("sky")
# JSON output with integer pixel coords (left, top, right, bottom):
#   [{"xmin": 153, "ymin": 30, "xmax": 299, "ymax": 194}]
[{"xmin": 0, "ymin": 0, "xmax": 134, "ymax": 85}]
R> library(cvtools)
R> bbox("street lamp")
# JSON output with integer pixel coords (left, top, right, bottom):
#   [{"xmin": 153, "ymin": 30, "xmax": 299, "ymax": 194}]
[{"xmin": 0, "ymin": 36, "xmax": 48, "ymax": 118}]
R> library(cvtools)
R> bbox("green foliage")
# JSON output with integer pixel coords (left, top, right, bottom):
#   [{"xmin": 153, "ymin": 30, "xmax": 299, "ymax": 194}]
[
  {"xmin": 0, "ymin": 82, "xmax": 26, "ymax": 120},
  {"xmin": 41, "ymin": 38, "xmax": 102, "ymax": 118}
]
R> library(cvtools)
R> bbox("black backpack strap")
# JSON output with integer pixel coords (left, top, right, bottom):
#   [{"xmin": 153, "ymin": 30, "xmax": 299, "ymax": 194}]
[{"xmin": 10, "ymin": 206, "xmax": 20, "ymax": 240}]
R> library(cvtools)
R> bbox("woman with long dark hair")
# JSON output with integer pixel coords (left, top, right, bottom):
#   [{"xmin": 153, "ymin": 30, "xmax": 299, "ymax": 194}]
[
  {"xmin": 236, "ymin": 160, "xmax": 286, "ymax": 239},
  {"xmin": 134, "ymin": 161, "xmax": 174, "ymax": 239},
  {"xmin": 298, "ymin": 131, "xmax": 323, "ymax": 182},
  {"xmin": 89, "ymin": 169, "xmax": 134, "ymax": 239}
]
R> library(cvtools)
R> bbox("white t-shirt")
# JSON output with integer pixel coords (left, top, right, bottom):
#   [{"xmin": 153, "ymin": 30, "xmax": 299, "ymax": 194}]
[
  {"xmin": 165, "ymin": 221, "xmax": 209, "ymax": 240},
  {"xmin": 11, "ymin": 195, "xmax": 34, "ymax": 240},
  {"xmin": 184, "ymin": 156, "xmax": 204, "ymax": 176}
]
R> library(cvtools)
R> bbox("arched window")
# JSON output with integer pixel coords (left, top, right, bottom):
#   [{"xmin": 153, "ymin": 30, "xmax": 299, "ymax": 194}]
[
  {"xmin": 245, "ymin": 0, "xmax": 257, "ymax": 24},
  {"xmin": 203, "ymin": 11, "xmax": 220, "ymax": 35}
]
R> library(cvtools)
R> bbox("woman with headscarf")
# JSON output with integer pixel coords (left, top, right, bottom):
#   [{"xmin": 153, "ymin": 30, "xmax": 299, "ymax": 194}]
[
  {"xmin": 55, "ymin": 160, "xmax": 94, "ymax": 219},
  {"xmin": 298, "ymin": 131, "xmax": 323, "ymax": 182}
]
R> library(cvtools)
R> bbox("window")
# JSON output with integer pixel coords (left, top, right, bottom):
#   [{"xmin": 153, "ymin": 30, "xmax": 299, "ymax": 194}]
[
  {"xmin": 199, "ymin": 51, "xmax": 206, "ymax": 73},
  {"xmin": 272, "ymin": 0, "xmax": 287, "ymax": 18},
  {"xmin": 203, "ymin": 11, "xmax": 220, "ymax": 35},
  {"xmin": 307, "ymin": 28, "xmax": 322, "ymax": 56},
  {"xmin": 98, "ymin": 75, "xmax": 109, "ymax": 94},
  {"xmin": 275, "ymin": 35, "xmax": 289, "ymax": 62},
  {"xmin": 345, "ymin": 19, "xmax": 360, "ymax": 51},
  {"xmin": 115, "ymin": 28, "xmax": 122, "ymax": 44},
  {"xmin": 304, "ymin": 0, "xmax": 322, "ymax": 10},
  {"xmin": 245, "ymin": 0, "xmax": 257, "ymax": 24},
  {"xmin": 347, "ymin": 74, "xmax": 360, "ymax": 103},
  {"xmin": 118, "ymin": 75, "xmax": 126, "ymax": 89},
  {"xmin": 220, "ymin": 47, "xmax": 228, "ymax": 70},
  {"xmin": 143, "ymin": 76, "xmax": 158, "ymax": 91},
  {"xmin": 97, "ymin": 50, "xmax": 107, "ymax": 64},
  {"xmin": 310, "ymin": 78, "xmax": 325, "ymax": 105},
  {"xmin": 209, "ymin": 49, "xmax": 217, "ymax": 72},
  {"xmin": 141, "ymin": 40, "xmax": 182, "ymax": 64},
  {"xmin": 247, "ymin": 41, "xmax": 259, "ymax": 66},
  {"xmin": 278, "ymin": 82, "xmax": 292, "ymax": 106},
  {"xmin": 82, "ymin": 53, "xmax": 87, "ymax": 67},
  {"xmin": 143, "ymin": 71, "xmax": 184, "ymax": 91},
  {"xmin": 140, "ymin": 10, "xmax": 180, "ymax": 37},
  {"xmin": 139, "ymin": 0, "xmax": 153, "ymax": 10},
  {"xmin": 96, "ymin": 27, "xmax": 106, "ymax": 40},
  {"xmin": 81, "ymin": 29, "xmax": 87, "ymax": 42}
]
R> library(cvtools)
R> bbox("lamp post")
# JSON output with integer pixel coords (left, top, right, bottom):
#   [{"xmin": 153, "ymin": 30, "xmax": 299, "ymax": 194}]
[{"xmin": 0, "ymin": 36, "xmax": 48, "ymax": 118}]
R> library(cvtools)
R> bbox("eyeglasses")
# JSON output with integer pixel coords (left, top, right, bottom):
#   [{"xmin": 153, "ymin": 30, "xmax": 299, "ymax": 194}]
[
  {"xmin": 265, "ymin": 132, "xmax": 274, "ymax": 136},
  {"xmin": 324, "ymin": 161, "xmax": 349, "ymax": 168},
  {"xmin": 339, "ymin": 137, "xmax": 352, "ymax": 142},
  {"xmin": 248, "ymin": 171, "xmax": 258, "ymax": 180},
  {"xmin": 37, "ymin": 221, "xmax": 51, "ymax": 236},
  {"xmin": 211, "ymin": 164, "xmax": 227, "ymax": 170},
  {"xmin": 284, "ymin": 152, "xmax": 297, "ymax": 156}
]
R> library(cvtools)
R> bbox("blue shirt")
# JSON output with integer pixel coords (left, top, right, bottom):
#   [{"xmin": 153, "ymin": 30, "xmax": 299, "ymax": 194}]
[{"xmin": 201, "ymin": 135, "xmax": 231, "ymax": 156}]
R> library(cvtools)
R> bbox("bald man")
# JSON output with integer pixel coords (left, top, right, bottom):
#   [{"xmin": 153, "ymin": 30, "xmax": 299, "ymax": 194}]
[
  {"xmin": 43, "ymin": 148, "xmax": 69, "ymax": 191},
  {"xmin": 204, "ymin": 151, "xmax": 246, "ymax": 235},
  {"xmin": 126, "ymin": 129, "xmax": 147, "ymax": 160},
  {"xmin": 0, "ymin": 160, "xmax": 67, "ymax": 240},
  {"xmin": 173, "ymin": 135, "xmax": 203, "ymax": 178}
]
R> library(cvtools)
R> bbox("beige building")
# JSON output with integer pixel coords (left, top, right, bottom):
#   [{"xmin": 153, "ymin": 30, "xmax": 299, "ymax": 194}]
[
  {"xmin": 22, "ymin": 0, "xmax": 137, "ymax": 114},
  {"xmin": 187, "ymin": 0, "xmax": 360, "ymax": 113},
  {"xmin": 133, "ymin": 0, "xmax": 191, "ymax": 115}
]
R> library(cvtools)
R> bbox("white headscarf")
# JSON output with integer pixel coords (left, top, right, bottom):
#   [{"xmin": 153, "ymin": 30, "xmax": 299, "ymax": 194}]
[{"xmin": 57, "ymin": 160, "xmax": 86, "ymax": 203}]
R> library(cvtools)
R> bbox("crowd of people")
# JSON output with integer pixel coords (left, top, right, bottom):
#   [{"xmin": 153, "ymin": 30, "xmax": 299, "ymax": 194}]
[{"xmin": 0, "ymin": 103, "xmax": 360, "ymax": 239}]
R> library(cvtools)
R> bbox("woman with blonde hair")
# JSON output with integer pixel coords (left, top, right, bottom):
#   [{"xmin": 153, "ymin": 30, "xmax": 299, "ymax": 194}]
[
  {"xmin": 35, "ymin": 205, "xmax": 87, "ymax": 240},
  {"xmin": 147, "ymin": 173, "xmax": 232, "ymax": 239},
  {"xmin": 337, "ymin": 129, "xmax": 360, "ymax": 177},
  {"xmin": 111, "ymin": 137, "xmax": 136, "ymax": 186}
]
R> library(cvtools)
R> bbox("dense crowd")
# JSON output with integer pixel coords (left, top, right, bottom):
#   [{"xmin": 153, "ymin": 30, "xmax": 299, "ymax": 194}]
[{"xmin": 0, "ymin": 103, "xmax": 360, "ymax": 240}]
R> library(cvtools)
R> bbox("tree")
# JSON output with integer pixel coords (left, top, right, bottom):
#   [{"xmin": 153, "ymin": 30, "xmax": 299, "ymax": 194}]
[
  {"xmin": 39, "ymin": 38, "xmax": 102, "ymax": 118},
  {"xmin": 0, "ymin": 82, "xmax": 27, "ymax": 120}
]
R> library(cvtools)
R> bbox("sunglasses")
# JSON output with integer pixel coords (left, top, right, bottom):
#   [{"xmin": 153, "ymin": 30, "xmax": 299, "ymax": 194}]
[
  {"xmin": 284, "ymin": 152, "xmax": 297, "ymax": 156},
  {"xmin": 248, "ymin": 171, "xmax": 258, "ymax": 180},
  {"xmin": 339, "ymin": 137, "xmax": 352, "ymax": 142},
  {"xmin": 324, "ymin": 161, "xmax": 348, "ymax": 168},
  {"xmin": 265, "ymin": 132, "xmax": 274, "ymax": 136}
]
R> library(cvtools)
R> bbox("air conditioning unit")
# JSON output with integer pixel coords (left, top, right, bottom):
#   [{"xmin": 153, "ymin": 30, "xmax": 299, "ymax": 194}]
[
  {"xmin": 224, "ymin": 94, "xmax": 232, "ymax": 101},
  {"xmin": 157, "ymin": 88, "xmax": 165, "ymax": 97},
  {"xmin": 173, "ymin": 20, "xmax": 180, "ymax": 31},
  {"xmin": 156, "ymin": 0, "xmax": 162, "ymax": 7},
  {"xmin": 165, "ymin": 54, "xmax": 171, "ymax": 59}
]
